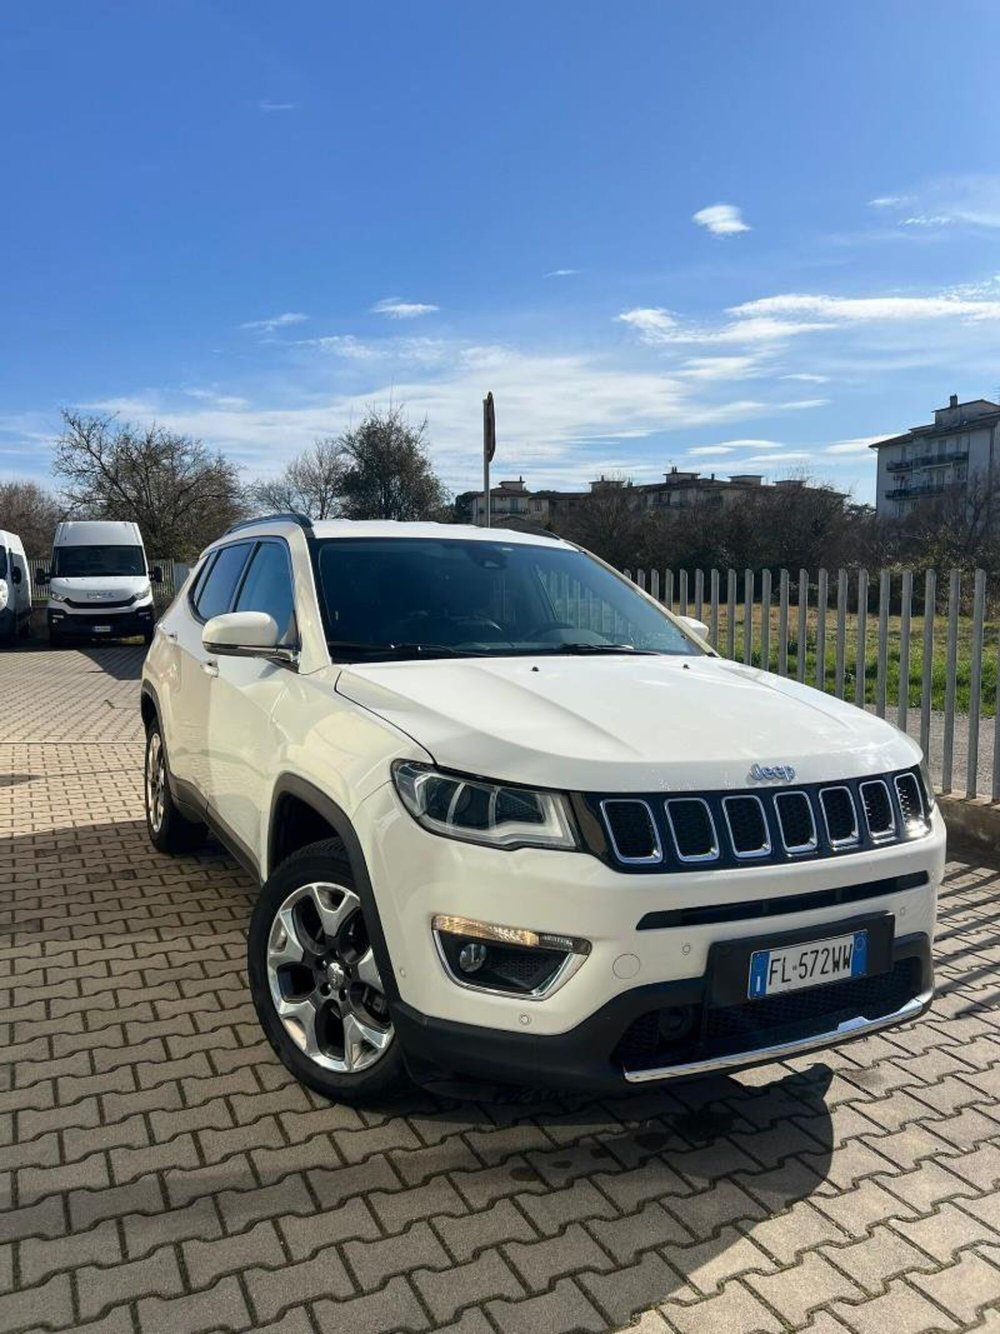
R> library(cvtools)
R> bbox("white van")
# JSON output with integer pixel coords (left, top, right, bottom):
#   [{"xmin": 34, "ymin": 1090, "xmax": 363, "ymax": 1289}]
[
  {"xmin": 41, "ymin": 520, "xmax": 161, "ymax": 646},
  {"xmin": 0, "ymin": 529, "xmax": 32, "ymax": 644}
]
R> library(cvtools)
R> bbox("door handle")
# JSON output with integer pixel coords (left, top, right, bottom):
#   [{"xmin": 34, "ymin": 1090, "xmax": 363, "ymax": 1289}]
[{"xmin": 202, "ymin": 659, "xmax": 219, "ymax": 678}]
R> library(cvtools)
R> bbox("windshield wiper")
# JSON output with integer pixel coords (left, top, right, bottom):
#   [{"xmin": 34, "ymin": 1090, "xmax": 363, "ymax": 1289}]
[
  {"xmin": 326, "ymin": 640, "xmax": 490, "ymax": 660},
  {"xmin": 536, "ymin": 642, "xmax": 659, "ymax": 656}
]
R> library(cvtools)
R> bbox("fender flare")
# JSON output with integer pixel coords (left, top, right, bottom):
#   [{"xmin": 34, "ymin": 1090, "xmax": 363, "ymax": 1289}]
[{"xmin": 268, "ymin": 775, "xmax": 400, "ymax": 1004}]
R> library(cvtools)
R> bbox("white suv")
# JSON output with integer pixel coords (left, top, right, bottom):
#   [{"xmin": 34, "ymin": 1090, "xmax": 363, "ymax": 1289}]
[{"xmin": 141, "ymin": 514, "xmax": 943, "ymax": 1104}]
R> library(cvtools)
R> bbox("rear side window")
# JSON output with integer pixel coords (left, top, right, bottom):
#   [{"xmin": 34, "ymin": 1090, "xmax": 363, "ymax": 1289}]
[
  {"xmin": 235, "ymin": 541, "xmax": 296, "ymax": 643},
  {"xmin": 193, "ymin": 542, "xmax": 252, "ymax": 621}
]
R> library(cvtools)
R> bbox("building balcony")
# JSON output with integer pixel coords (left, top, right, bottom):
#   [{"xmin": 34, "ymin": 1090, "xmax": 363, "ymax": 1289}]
[
  {"xmin": 885, "ymin": 481, "xmax": 956, "ymax": 501},
  {"xmin": 885, "ymin": 451, "xmax": 968, "ymax": 473}
]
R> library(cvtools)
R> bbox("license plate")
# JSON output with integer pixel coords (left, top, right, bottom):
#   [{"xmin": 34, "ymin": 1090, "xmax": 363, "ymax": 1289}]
[
  {"xmin": 93, "ymin": 625, "xmax": 111, "ymax": 632},
  {"xmin": 748, "ymin": 930, "xmax": 868, "ymax": 999}
]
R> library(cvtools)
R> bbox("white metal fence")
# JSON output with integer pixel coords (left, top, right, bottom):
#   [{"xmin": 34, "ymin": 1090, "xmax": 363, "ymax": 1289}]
[{"xmin": 624, "ymin": 566, "xmax": 998, "ymax": 801}]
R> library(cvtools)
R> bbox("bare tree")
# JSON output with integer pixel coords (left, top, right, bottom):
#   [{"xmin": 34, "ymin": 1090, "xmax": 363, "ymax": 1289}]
[
  {"xmin": 0, "ymin": 479, "xmax": 64, "ymax": 555},
  {"xmin": 52, "ymin": 411, "xmax": 245, "ymax": 560},
  {"xmin": 251, "ymin": 438, "xmax": 345, "ymax": 519},
  {"xmin": 336, "ymin": 408, "xmax": 448, "ymax": 521}
]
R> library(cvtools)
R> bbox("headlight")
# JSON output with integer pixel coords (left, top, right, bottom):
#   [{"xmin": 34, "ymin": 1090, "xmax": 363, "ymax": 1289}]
[
  {"xmin": 48, "ymin": 590, "xmax": 67, "ymax": 603},
  {"xmin": 392, "ymin": 761, "xmax": 578, "ymax": 850},
  {"xmin": 919, "ymin": 756, "xmax": 936, "ymax": 811},
  {"xmin": 134, "ymin": 582, "xmax": 152, "ymax": 601}
]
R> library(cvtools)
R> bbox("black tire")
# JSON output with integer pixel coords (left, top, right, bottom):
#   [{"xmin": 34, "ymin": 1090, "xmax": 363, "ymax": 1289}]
[
  {"xmin": 248, "ymin": 839, "xmax": 407, "ymax": 1105},
  {"xmin": 49, "ymin": 631, "xmax": 65, "ymax": 648},
  {"xmin": 143, "ymin": 717, "xmax": 205, "ymax": 854}
]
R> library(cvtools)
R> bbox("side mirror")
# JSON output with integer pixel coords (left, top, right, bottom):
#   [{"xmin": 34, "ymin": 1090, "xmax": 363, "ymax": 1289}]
[
  {"xmin": 678, "ymin": 615, "xmax": 710, "ymax": 639},
  {"xmin": 37, "ymin": 569, "xmax": 49, "ymax": 585},
  {"xmin": 11, "ymin": 566, "xmax": 21, "ymax": 585},
  {"xmin": 151, "ymin": 566, "xmax": 163, "ymax": 584},
  {"xmin": 202, "ymin": 611, "xmax": 296, "ymax": 665}
]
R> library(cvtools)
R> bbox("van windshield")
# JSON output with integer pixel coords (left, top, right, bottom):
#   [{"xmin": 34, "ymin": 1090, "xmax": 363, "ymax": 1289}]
[
  {"xmin": 52, "ymin": 545, "xmax": 146, "ymax": 577},
  {"xmin": 313, "ymin": 537, "xmax": 702, "ymax": 660}
]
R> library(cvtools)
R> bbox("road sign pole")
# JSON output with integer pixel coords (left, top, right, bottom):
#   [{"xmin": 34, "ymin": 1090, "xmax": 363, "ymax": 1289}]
[{"xmin": 483, "ymin": 391, "xmax": 495, "ymax": 527}]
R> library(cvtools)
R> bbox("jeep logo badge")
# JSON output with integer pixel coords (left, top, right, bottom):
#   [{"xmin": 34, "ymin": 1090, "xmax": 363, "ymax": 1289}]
[{"xmin": 749, "ymin": 762, "xmax": 796, "ymax": 783}]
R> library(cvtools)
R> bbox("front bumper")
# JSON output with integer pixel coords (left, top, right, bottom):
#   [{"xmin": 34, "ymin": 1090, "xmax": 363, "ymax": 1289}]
[
  {"xmin": 394, "ymin": 930, "xmax": 933, "ymax": 1092},
  {"xmin": 48, "ymin": 603, "xmax": 154, "ymax": 639},
  {"xmin": 359, "ymin": 782, "xmax": 944, "ymax": 1090}
]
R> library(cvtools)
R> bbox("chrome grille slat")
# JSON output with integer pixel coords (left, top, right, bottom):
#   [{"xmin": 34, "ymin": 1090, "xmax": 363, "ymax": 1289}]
[
  {"xmin": 860, "ymin": 779, "xmax": 895, "ymax": 841},
  {"xmin": 722, "ymin": 795, "xmax": 770, "ymax": 858},
  {"xmin": 774, "ymin": 791, "xmax": 818, "ymax": 853},
  {"xmin": 819, "ymin": 786, "xmax": 859, "ymax": 848},
  {"xmin": 894, "ymin": 773, "xmax": 924, "ymax": 831},
  {"xmin": 665, "ymin": 798, "xmax": 719, "ymax": 863},
  {"xmin": 600, "ymin": 799, "xmax": 662, "ymax": 864}
]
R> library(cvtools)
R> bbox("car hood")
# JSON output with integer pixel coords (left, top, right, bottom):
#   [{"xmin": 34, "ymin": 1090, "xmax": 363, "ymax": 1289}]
[
  {"xmin": 334, "ymin": 654, "xmax": 919, "ymax": 792},
  {"xmin": 49, "ymin": 575, "xmax": 149, "ymax": 600}
]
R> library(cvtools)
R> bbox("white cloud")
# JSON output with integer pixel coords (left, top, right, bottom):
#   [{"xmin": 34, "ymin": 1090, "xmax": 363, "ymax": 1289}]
[
  {"xmin": 728, "ymin": 292, "xmax": 1000, "ymax": 323},
  {"xmin": 182, "ymin": 388, "xmax": 251, "ymax": 409},
  {"xmin": 241, "ymin": 312, "xmax": 308, "ymax": 333},
  {"xmin": 677, "ymin": 355, "xmax": 765, "ymax": 382},
  {"xmin": 693, "ymin": 203, "xmax": 750, "ymax": 236},
  {"xmin": 616, "ymin": 307, "xmax": 680, "ymax": 339},
  {"xmin": 781, "ymin": 372, "xmax": 829, "ymax": 383},
  {"xmin": 739, "ymin": 451, "xmax": 812, "ymax": 464},
  {"xmin": 868, "ymin": 175, "xmax": 1000, "ymax": 230},
  {"xmin": 544, "ymin": 268, "xmax": 580, "ymax": 278},
  {"xmin": 868, "ymin": 195, "xmax": 911, "ymax": 209},
  {"xmin": 686, "ymin": 445, "xmax": 737, "ymax": 456},
  {"xmin": 371, "ymin": 298, "xmax": 440, "ymax": 319},
  {"xmin": 259, "ymin": 101, "xmax": 297, "ymax": 112},
  {"xmin": 687, "ymin": 439, "xmax": 785, "ymax": 456},
  {"xmin": 901, "ymin": 215, "xmax": 953, "ymax": 228},
  {"xmin": 825, "ymin": 436, "xmax": 892, "ymax": 456}
]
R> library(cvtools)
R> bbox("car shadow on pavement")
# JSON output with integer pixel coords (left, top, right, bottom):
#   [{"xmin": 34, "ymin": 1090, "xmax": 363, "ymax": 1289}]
[
  {"xmin": 79, "ymin": 645, "xmax": 147, "ymax": 680},
  {"xmin": 1, "ymin": 812, "xmax": 848, "ymax": 1328}
]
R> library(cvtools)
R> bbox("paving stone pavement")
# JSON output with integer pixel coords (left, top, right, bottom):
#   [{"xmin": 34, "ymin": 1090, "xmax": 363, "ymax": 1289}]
[{"xmin": 2, "ymin": 644, "xmax": 1000, "ymax": 1333}]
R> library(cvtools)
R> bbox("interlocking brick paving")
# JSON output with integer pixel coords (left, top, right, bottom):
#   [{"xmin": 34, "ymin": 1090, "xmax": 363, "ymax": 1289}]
[{"xmin": 2, "ymin": 645, "xmax": 1000, "ymax": 1332}]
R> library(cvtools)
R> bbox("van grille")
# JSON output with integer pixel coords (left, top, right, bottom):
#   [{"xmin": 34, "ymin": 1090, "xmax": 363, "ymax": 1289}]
[{"xmin": 586, "ymin": 766, "xmax": 930, "ymax": 873}]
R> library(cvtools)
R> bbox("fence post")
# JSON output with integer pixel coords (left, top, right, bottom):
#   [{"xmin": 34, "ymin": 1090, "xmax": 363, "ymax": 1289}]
[
  {"xmin": 796, "ymin": 569, "xmax": 808, "ymax": 682},
  {"xmin": 855, "ymin": 569, "xmax": 869, "ymax": 709},
  {"xmin": 743, "ymin": 570, "xmax": 753, "ymax": 665},
  {"xmin": 679, "ymin": 570, "xmax": 688, "ymax": 618},
  {"xmin": 778, "ymin": 569, "xmax": 789, "ymax": 677},
  {"xmin": 875, "ymin": 568, "xmax": 890, "ymax": 718},
  {"xmin": 694, "ymin": 569, "xmax": 704, "ymax": 624},
  {"xmin": 942, "ymin": 569, "xmax": 961, "ymax": 793},
  {"xmin": 637, "ymin": 568, "xmax": 647, "ymax": 592},
  {"xmin": 650, "ymin": 568, "xmax": 660, "ymax": 603},
  {"xmin": 709, "ymin": 569, "xmax": 720, "ymax": 648},
  {"xmin": 760, "ymin": 570, "xmax": 771, "ymax": 672},
  {"xmin": 967, "ymin": 569, "xmax": 986, "ymax": 799},
  {"xmin": 726, "ymin": 569, "xmax": 736, "ymax": 659},
  {"xmin": 815, "ymin": 568, "xmax": 828, "ymax": 693},
  {"xmin": 835, "ymin": 569, "xmax": 847, "ymax": 698},
  {"xmin": 665, "ymin": 569, "xmax": 674, "ymax": 612},
  {"xmin": 921, "ymin": 570, "xmax": 936, "ymax": 760},
  {"xmin": 897, "ymin": 569, "xmax": 912, "ymax": 733}
]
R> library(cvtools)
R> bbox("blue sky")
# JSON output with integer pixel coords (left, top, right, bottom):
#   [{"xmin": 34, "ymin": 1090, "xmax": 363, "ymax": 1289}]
[{"xmin": 3, "ymin": 1, "xmax": 1000, "ymax": 504}]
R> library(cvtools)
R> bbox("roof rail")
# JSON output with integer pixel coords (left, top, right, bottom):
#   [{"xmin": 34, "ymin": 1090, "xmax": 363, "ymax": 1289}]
[{"xmin": 224, "ymin": 511, "xmax": 314, "ymax": 535}]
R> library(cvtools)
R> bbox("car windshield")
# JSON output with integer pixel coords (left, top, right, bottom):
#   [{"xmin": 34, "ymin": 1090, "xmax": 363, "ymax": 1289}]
[
  {"xmin": 313, "ymin": 537, "xmax": 702, "ymax": 660},
  {"xmin": 52, "ymin": 545, "xmax": 146, "ymax": 577}
]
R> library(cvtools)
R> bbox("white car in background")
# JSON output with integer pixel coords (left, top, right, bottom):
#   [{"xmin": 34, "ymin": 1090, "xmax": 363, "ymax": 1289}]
[
  {"xmin": 140, "ymin": 514, "xmax": 943, "ymax": 1104},
  {"xmin": 0, "ymin": 529, "xmax": 32, "ymax": 644},
  {"xmin": 41, "ymin": 519, "xmax": 161, "ymax": 645}
]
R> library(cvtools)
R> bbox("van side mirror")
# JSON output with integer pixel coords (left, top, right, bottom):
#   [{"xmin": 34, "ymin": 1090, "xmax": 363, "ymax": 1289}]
[
  {"xmin": 11, "ymin": 566, "xmax": 21, "ymax": 585},
  {"xmin": 37, "ymin": 569, "xmax": 49, "ymax": 585},
  {"xmin": 151, "ymin": 566, "xmax": 163, "ymax": 584}
]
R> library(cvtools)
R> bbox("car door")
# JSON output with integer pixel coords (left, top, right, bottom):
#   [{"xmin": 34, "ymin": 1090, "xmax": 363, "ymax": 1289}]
[
  {"xmin": 169, "ymin": 541, "xmax": 253, "ymax": 800},
  {"xmin": 205, "ymin": 538, "xmax": 298, "ymax": 865}
]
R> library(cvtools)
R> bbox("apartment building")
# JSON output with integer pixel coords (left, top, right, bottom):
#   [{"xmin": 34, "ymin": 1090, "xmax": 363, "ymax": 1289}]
[{"xmin": 870, "ymin": 394, "xmax": 1000, "ymax": 518}]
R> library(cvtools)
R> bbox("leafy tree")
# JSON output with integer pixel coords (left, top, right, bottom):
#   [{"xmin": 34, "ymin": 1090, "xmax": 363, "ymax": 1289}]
[
  {"xmin": 0, "ymin": 479, "xmax": 64, "ymax": 555},
  {"xmin": 251, "ymin": 438, "xmax": 345, "ymax": 519},
  {"xmin": 52, "ymin": 411, "xmax": 245, "ymax": 560},
  {"xmin": 336, "ymin": 408, "xmax": 448, "ymax": 521}
]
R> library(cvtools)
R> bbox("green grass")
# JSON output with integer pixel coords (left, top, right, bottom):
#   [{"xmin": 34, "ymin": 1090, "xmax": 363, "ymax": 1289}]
[{"xmin": 706, "ymin": 605, "xmax": 997, "ymax": 714}]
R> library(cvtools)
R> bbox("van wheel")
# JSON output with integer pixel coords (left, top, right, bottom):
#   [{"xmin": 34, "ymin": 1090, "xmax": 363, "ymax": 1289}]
[
  {"xmin": 248, "ymin": 839, "xmax": 407, "ymax": 1105},
  {"xmin": 144, "ymin": 719, "xmax": 205, "ymax": 854}
]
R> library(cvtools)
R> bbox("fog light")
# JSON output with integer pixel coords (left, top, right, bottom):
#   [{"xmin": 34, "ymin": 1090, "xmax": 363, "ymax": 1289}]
[{"xmin": 458, "ymin": 942, "xmax": 487, "ymax": 974}]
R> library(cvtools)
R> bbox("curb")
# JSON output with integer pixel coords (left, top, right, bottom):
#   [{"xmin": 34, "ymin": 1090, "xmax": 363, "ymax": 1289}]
[{"xmin": 939, "ymin": 794, "xmax": 1000, "ymax": 859}]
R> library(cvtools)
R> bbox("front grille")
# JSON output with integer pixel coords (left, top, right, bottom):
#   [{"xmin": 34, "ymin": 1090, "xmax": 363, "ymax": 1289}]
[
  {"xmin": 860, "ymin": 780, "xmax": 894, "ymax": 839},
  {"xmin": 617, "ymin": 957, "xmax": 921, "ymax": 1073},
  {"xmin": 895, "ymin": 773, "xmax": 924, "ymax": 829},
  {"xmin": 820, "ymin": 787, "xmax": 858, "ymax": 846},
  {"xmin": 587, "ymin": 766, "xmax": 930, "ymax": 873},
  {"xmin": 666, "ymin": 799, "xmax": 717, "ymax": 861},
  {"xmin": 775, "ymin": 791, "xmax": 816, "ymax": 852},
  {"xmin": 65, "ymin": 595, "xmax": 135, "ymax": 609},
  {"xmin": 723, "ymin": 796, "xmax": 769, "ymax": 857},
  {"xmin": 601, "ymin": 800, "xmax": 660, "ymax": 862}
]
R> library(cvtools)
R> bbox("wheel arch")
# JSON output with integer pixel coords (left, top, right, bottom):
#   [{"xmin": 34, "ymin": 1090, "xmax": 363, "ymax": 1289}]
[{"xmin": 267, "ymin": 775, "xmax": 400, "ymax": 1003}]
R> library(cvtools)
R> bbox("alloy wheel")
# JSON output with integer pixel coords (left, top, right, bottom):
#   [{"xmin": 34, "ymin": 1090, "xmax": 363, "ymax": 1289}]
[
  {"xmin": 145, "ymin": 731, "xmax": 165, "ymax": 834},
  {"xmin": 265, "ymin": 881, "xmax": 393, "ymax": 1074}
]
